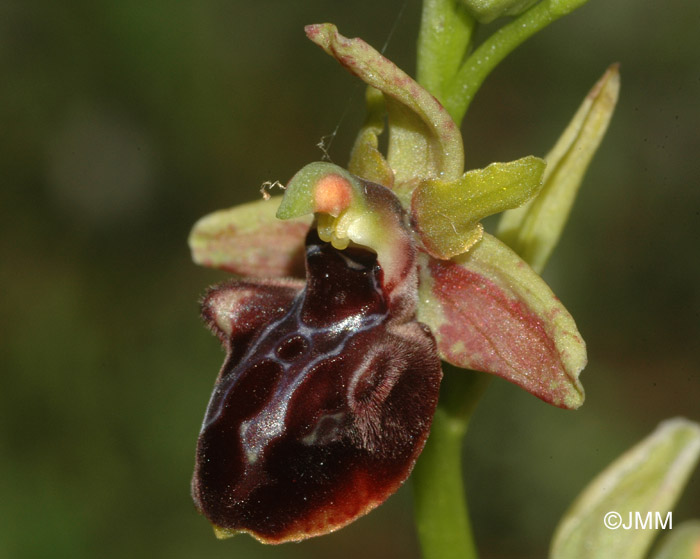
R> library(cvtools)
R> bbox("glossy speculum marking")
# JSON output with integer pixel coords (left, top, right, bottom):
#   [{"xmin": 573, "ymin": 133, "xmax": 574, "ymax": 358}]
[{"xmin": 193, "ymin": 228, "xmax": 442, "ymax": 543}]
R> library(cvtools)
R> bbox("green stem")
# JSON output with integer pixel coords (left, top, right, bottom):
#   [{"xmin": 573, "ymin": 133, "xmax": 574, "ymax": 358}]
[
  {"xmin": 443, "ymin": 0, "xmax": 591, "ymax": 124},
  {"xmin": 416, "ymin": 0, "xmax": 477, "ymax": 109},
  {"xmin": 411, "ymin": 2, "xmax": 591, "ymax": 558},
  {"xmin": 412, "ymin": 367, "xmax": 492, "ymax": 559}
]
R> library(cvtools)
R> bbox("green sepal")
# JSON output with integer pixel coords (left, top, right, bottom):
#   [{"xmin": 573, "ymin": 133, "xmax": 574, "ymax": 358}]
[
  {"xmin": 189, "ymin": 196, "xmax": 311, "ymax": 278},
  {"xmin": 347, "ymin": 87, "xmax": 394, "ymax": 188},
  {"xmin": 412, "ymin": 156, "xmax": 546, "ymax": 259},
  {"xmin": 498, "ymin": 64, "xmax": 620, "ymax": 273},
  {"xmin": 305, "ymin": 23, "xmax": 464, "ymax": 186},
  {"xmin": 417, "ymin": 232, "xmax": 586, "ymax": 409},
  {"xmin": 550, "ymin": 418, "xmax": 700, "ymax": 559}
]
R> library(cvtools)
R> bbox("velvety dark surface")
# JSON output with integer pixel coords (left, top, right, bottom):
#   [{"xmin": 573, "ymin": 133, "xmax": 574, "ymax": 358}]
[
  {"xmin": 193, "ymin": 230, "xmax": 441, "ymax": 542},
  {"xmin": 2, "ymin": 1, "xmax": 699, "ymax": 558}
]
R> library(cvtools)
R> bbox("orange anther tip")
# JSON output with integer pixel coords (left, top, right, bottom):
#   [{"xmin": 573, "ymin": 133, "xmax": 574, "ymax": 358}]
[{"xmin": 314, "ymin": 174, "xmax": 353, "ymax": 216}]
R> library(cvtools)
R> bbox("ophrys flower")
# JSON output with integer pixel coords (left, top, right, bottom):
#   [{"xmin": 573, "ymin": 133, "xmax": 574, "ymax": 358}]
[{"xmin": 188, "ymin": 23, "xmax": 611, "ymax": 544}]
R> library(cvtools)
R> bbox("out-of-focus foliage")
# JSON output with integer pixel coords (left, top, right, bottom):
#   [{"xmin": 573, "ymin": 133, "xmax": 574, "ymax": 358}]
[
  {"xmin": 1, "ymin": 1, "xmax": 698, "ymax": 558},
  {"xmin": 551, "ymin": 418, "xmax": 700, "ymax": 559}
]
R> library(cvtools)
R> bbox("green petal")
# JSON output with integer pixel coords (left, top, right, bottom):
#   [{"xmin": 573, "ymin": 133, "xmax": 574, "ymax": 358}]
[
  {"xmin": 650, "ymin": 520, "xmax": 700, "ymax": 559},
  {"xmin": 417, "ymin": 232, "xmax": 586, "ymax": 409},
  {"xmin": 412, "ymin": 156, "xmax": 545, "ymax": 259},
  {"xmin": 305, "ymin": 23, "xmax": 464, "ymax": 186},
  {"xmin": 189, "ymin": 196, "xmax": 311, "ymax": 277},
  {"xmin": 498, "ymin": 64, "xmax": 620, "ymax": 273},
  {"xmin": 347, "ymin": 86, "xmax": 395, "ymax": 188},
  {"xmin": 550, "ymin": 418, "xmax": 700, "ymax": 559}
]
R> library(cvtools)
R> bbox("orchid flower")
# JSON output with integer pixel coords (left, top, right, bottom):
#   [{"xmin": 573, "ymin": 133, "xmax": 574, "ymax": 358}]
[{"xmin": 188, "ymin": 19, "xmax": 616, "ymax": 546}]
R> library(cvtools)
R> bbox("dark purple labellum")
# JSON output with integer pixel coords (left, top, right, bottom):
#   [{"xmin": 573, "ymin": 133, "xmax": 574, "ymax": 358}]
[{"xmin": 192, "ymin": 227, "xmax": 442, "ymax": 543}]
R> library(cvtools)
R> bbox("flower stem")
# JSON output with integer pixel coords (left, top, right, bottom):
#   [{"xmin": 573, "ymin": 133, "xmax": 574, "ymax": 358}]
[
  {"xmin": 412, "ymin": 367, "xmax": 491, "ymax": 559},
  {"xmin": 443, "ymin": 0, "xmax": 591, "ymax": 124},
  {"xmin": 416, "ymin": 0, "xmax": 476, "ymax": 111}
]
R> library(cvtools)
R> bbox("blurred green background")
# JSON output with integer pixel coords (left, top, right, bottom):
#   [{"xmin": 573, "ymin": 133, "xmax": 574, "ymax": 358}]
[{"xmin": 2, "ymin": 1, "xmax": 699, "ymax": 558}]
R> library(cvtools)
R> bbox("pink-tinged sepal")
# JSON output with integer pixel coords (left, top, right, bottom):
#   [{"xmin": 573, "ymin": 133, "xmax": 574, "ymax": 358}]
[
  {"xmin": 417, "ymin": 233, "xmax": 586, "ymax": 409},
  {"xmin": 193, "ymin": 228, "xmax": 442, "ymax": 543},
  {"xmin": 189, "ymin": 196, "xmax": 311, "ymax": 278}
]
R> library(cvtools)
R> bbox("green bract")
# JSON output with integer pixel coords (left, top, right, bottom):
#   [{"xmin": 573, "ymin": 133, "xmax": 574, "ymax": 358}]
[
  {"xmin": 551, "ymin": 418, "xmax": 700, "ymax": 559},
  {"xmin": 650, "ymin": 520, "xmax": 700, "ymax": 559},
  {"xmin": 499, "ymin": 64, "xmax": 620, "ymax": 272}
]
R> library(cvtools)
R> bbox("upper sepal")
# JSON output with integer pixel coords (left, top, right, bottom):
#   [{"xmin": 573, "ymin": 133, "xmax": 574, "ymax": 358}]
[
  {"xmin": 305, "ymin": 23, "xmax": 464, "ymax": 186},
  {"xmin": 417, "ymin": 232, "xmax": 586, "ymax": 409}
]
